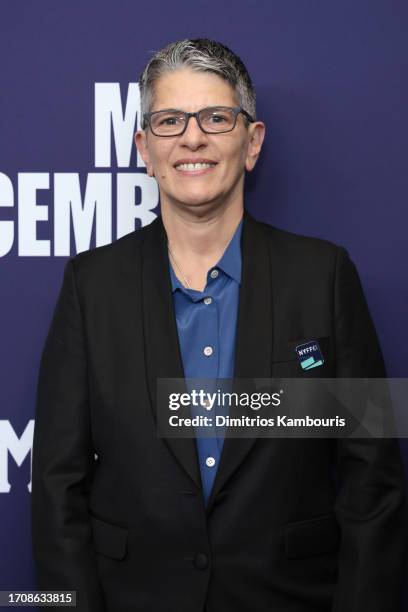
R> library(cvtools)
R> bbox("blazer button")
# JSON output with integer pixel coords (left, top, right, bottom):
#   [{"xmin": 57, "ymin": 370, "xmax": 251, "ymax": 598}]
[{"xmin": 194, "ymin": 552, "xmax": 209, "ymax": 570}]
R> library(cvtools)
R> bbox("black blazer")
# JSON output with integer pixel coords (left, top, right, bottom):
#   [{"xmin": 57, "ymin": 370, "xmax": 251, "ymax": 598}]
[{"xmin": 32, "ymin": 210, "xmax": 407, "ymax": 612}]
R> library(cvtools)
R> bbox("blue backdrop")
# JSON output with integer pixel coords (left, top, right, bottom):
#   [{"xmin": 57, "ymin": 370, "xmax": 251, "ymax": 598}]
[{"xmin": 1, "ymin": 1, "xmax": 407, "ymax": 608}]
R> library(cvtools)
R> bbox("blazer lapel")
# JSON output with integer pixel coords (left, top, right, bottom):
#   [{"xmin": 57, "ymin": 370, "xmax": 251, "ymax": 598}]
[
  {"xmin": 141, "ymin": 215, "xmax": 202, "ymax": 490},
  {"xmin": 205, "ymin": 210, "xmax": 273, "ymax": 515}
]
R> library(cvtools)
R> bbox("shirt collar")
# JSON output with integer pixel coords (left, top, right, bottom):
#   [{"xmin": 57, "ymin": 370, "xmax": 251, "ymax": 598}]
[{"xmin": 169, "ymin": 216, "xmax": 243, "ymax": 293}]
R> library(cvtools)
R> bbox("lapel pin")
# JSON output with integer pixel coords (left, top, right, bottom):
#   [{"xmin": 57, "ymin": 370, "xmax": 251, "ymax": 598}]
[{"xmin": 295, "ymin": 340, "xmax": 324, "ymax": 370}]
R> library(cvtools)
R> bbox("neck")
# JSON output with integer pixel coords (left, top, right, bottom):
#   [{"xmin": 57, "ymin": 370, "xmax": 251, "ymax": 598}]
[
  {"xmin": 161, "ymin": 201, "xmax": 244, "ymax": 261},
  {"xmin": 161, "ymin": 200, "xmax": 244, "ymax": 292}
]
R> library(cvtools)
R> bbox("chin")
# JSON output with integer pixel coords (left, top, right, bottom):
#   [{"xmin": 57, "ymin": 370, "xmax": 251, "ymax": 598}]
[{"xmin": 174, "ymin": 191, "xmax": 220, "ymax": 208}]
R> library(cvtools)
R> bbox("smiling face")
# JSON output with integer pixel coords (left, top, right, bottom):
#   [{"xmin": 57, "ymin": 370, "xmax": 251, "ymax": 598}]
[{"xmin": 135, "ymin": 68, "xmax": 265, "ymax": 215}]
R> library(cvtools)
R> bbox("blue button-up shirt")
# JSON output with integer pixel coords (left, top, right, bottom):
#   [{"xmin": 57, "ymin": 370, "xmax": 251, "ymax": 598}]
[{"xmin": 168, "ymin": 218, "xmax": 243, "ymax": 505}]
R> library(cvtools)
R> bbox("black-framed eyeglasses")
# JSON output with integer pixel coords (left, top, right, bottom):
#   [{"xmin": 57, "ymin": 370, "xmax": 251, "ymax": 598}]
[{"xmin": 142, "ymin": 106, "xmax": 254, "ymax": 137}]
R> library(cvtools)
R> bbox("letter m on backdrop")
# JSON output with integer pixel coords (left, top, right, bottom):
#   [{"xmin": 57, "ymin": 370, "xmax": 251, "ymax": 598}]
[{"xmin": 0, "ymin": 420, "xmax": 34, "ymax": 493}]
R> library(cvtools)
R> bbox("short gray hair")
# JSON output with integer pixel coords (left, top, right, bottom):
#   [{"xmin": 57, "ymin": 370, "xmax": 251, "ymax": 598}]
[{"xmin": 138, "ymin": 38, "xmax": 257, "ymax": 129}]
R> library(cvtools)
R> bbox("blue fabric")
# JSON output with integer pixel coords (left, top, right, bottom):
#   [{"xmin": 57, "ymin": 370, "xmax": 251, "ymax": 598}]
[{"xmin": 168, "ymin": 218, "xmax": 243, "ymax": 505}]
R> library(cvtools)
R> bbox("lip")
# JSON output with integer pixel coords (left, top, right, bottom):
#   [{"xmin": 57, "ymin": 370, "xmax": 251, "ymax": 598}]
[
  {"xmin": 173, "ymin": 158, "xmax": 218, "ymax": 177},
  {"xmin": 173, "ymin": 158, "xmax": 218, "ymax": 166},
  {"xmin": 174, "ymin": 165, "xmax": 217, "ymax": 177}
]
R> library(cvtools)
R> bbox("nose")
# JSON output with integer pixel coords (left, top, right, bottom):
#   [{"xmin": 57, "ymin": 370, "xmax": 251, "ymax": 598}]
[{"xmin": 179, "ymin": 114, "xmax": 208, "ymax": 147}]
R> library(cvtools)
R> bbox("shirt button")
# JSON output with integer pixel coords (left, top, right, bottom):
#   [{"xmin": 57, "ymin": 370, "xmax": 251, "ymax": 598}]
[
  {"xmin": 204, "ymin": 296, "xmax": 212, "ymax": 305},
  {"xmin": 206, "ymin": 456, "xmax": 216, "ymax": 467},
  {"xmin": 210, "ymin": 269, "xmax": 219, "ymax": 279},
  {"xmin": 203, "ymin": 346, "xmax": 213, "ymax": 357}
]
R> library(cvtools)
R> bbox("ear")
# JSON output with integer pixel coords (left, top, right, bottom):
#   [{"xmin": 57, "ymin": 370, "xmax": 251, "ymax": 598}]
[
  {"xmin": 245, "ymin": 122, "xmax": 266, "ymax": 172},
  {"xmin": 134, "ymin": 130, "xmax": 155, "ymax": 177}
]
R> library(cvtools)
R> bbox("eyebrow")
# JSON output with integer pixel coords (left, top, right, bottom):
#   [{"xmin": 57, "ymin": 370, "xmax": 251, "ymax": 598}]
[{"xmin": 149, "ymin": 106, "xmax": 234, "ymax": 113}]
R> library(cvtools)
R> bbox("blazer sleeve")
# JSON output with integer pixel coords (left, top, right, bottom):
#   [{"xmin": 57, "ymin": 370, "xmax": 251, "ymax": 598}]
[
  {"xmin": 332, "ymin": 246, "xmax": 407, "ymax": 612},
  {"xmin": 31, "ymin": 258, "xmax": 106, "ymax": 612}
]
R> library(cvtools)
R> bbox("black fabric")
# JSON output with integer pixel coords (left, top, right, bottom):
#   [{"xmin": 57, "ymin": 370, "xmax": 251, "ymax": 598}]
[{"xmin": 32, "ymin": 211, "xmax": 407, "ymax": 611}]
